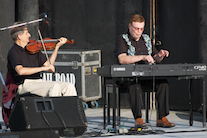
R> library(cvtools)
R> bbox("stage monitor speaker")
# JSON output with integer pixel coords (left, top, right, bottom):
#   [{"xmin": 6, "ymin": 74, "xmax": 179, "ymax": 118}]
[
  {"xmin": 9, "ymin": 96, "xmax": 87, "ymax": 137},
  {"xmin": 0, "ymin": 130, "xmax": 59, "ymax": 138}
]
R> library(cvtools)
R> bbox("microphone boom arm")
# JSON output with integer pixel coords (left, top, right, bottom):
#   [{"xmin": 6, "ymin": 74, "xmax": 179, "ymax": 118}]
[{"xmin": 0, "ymin": 14, "xmax": 47, "ymax": 31}]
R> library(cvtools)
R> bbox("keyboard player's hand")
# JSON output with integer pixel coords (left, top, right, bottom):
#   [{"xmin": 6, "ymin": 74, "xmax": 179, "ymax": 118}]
[
  {"xmin": 158, "ymin": 49, "xmax": 169, "ymax": 58},
  {"xmin": 142, "ymin": 55, "xmax": 155, "ymax": 64}
]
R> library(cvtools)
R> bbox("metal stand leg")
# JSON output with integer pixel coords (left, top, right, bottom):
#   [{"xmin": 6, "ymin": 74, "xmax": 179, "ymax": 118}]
[
  {"xmin": 145, "ymin": 92, "xmax": 149, "ymax": 123},
  {"xmin": 203, "ymin": 77, "xmax": 206, "ymax": 127},
  {"xmin": 117, "ymin": 88, "xmax": 120, "ymax": 126},
  {"xmin": 189, "ymin": 79, "xmax": 193, "ymax": 126}
]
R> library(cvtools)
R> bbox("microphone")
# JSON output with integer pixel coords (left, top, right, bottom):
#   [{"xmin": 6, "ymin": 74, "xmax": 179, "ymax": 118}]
[
  {"xmin": 39, "ymin": 13, "xmax": 50, "ymax": 26},
  {"xmin": 39, "ymin": 13, "xmax": 47, "ymax": 19}
]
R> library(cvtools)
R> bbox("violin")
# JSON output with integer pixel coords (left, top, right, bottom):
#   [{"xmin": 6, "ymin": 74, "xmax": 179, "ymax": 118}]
[{"xmin": 26, "ymin": 37, "xmax": 74, "ymax": 54}]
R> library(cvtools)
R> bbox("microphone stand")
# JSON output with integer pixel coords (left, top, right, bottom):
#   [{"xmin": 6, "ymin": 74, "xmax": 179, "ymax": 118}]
[
  {"xmin": 0, "ymin": 13, "xmax": 47, "ymax": 31},
  {"xmin": 0, "ymin": 71, "xmax": 8, "ymax": 92}
]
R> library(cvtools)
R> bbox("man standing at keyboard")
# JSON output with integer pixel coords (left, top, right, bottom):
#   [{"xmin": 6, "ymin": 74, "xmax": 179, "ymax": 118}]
[{"xmin": 113, "ymin": 14, "xmax": 175, "ymax": 128}]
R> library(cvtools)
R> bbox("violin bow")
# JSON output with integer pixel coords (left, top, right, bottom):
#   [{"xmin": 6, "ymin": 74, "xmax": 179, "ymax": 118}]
[{"xmin": 37, "ymin": 29, "xmax": 51, "ymax": 64}]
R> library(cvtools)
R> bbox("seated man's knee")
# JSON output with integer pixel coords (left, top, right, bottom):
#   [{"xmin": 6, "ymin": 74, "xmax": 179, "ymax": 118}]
[{"xmin": 49, "ymin": 83, "xmax": 61, "ymax": 97}]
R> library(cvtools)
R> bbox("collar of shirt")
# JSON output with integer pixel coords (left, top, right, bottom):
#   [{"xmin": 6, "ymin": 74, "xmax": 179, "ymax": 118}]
[
  {"xmin": 127, "ymin": 31, "xmax": 144, "ymax": 43},
  {"xmin": 14, "ymin": 43, "xmax": 28, "ymax": 52},
  {"xmin": 14, "ymin": 43, "xmax": 24, "ymax": 49}
]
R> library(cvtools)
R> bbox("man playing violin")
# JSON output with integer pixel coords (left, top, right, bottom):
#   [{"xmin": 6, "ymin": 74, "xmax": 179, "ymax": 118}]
[{"xmin": 7, "ymin": 24, "xmax": 77, "ymax": 97}]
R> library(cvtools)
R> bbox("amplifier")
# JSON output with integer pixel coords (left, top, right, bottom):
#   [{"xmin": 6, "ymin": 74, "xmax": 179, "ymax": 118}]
[{"xmin": 9, "ymin": 96, "xmax": 87, "ymax": 137}]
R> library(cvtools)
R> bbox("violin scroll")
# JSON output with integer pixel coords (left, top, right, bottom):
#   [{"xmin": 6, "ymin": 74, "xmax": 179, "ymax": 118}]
[{"xmin": 67, "ymin": 39, "xmax": 75, "ymax": 44}]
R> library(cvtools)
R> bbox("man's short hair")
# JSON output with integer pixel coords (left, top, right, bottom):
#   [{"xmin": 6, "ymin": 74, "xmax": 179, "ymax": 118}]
[
  {"xmin": 9, "ymin": 22, "xmax": 27, "ymax": 41},
  {"xmin": 129, "ymin": 14, "xmax": 145, "ymax": 25}
]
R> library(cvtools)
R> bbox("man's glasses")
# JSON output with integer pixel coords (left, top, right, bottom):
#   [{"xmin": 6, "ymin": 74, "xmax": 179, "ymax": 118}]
[{"xmin": 131, "ymin": 24, "xmax": 144, "ymax": 31}]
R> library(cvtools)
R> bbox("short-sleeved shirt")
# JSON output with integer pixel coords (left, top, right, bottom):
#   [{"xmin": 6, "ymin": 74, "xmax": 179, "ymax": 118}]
[
  {"xmin": 113, "ymin": 31, "xmax": 158, "ymax": 64},
  {"xmin": 7, "ymin": 43, "xmax": 47, "ymax": 85}
]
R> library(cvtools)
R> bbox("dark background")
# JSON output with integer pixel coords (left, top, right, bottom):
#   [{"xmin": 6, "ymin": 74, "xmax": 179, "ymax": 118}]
[{"xmin": 0, "ymin": 0, "xmax": 206, "ymax": 111}]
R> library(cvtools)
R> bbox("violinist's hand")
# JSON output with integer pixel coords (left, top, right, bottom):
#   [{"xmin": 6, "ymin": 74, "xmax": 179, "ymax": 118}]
[
  {"xmin": 43, "ymin": 64, "xmax": 55, "ymax": 73},
  {"xmin": 56, "ymin": 37, "xmax": 67, "ymax": 48}
]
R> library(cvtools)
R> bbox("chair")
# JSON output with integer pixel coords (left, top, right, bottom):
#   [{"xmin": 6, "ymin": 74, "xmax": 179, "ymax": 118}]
[{"xmin": 103, "ymin": 80, "xmax": 155, "ymax": 129}]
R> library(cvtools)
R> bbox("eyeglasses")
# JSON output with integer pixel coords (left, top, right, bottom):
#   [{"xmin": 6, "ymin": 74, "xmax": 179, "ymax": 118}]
[{"xmin": 131, "ymin": 24, "xmax": 144, "ymax": 31}]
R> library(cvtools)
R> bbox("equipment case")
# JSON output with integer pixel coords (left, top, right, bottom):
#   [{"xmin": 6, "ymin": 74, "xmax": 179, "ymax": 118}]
[{"xmin": 42, "ymin": 49, "xmax": 101, "ymax": 109}]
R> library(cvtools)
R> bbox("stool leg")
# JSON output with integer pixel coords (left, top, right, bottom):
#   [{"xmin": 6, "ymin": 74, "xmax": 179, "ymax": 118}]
[
  {"xmin": 103, "ymin": 79, "xmax": 106, "ymax": 129},
  {"xmin": 107, "ymin": 89, "xmax": 110, "ymax": 125}
]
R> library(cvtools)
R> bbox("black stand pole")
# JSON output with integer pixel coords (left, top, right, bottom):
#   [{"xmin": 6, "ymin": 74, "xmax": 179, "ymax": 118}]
[{"xmin": 0, "ymin": 71, "xmax": 8, "ymax": 92}]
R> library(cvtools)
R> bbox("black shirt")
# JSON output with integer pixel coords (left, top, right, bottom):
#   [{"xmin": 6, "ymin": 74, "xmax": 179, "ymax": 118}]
[
  {"xmin": 7, "ymin": 43, "xmax": 47, "ymax": 85},
  {"xmin": 114, "ymin": 31, "xmax": 158, "ymax": 64}
]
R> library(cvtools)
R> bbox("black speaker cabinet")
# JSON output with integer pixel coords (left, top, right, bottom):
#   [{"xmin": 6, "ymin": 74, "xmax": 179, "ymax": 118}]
[
  {"xmin": 9, "ymin": 96, "xmax": 87, "ymax": 137},
  {"xmin": 0, "ymin": 130, "xmax": 59, "ymax": 138}
]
